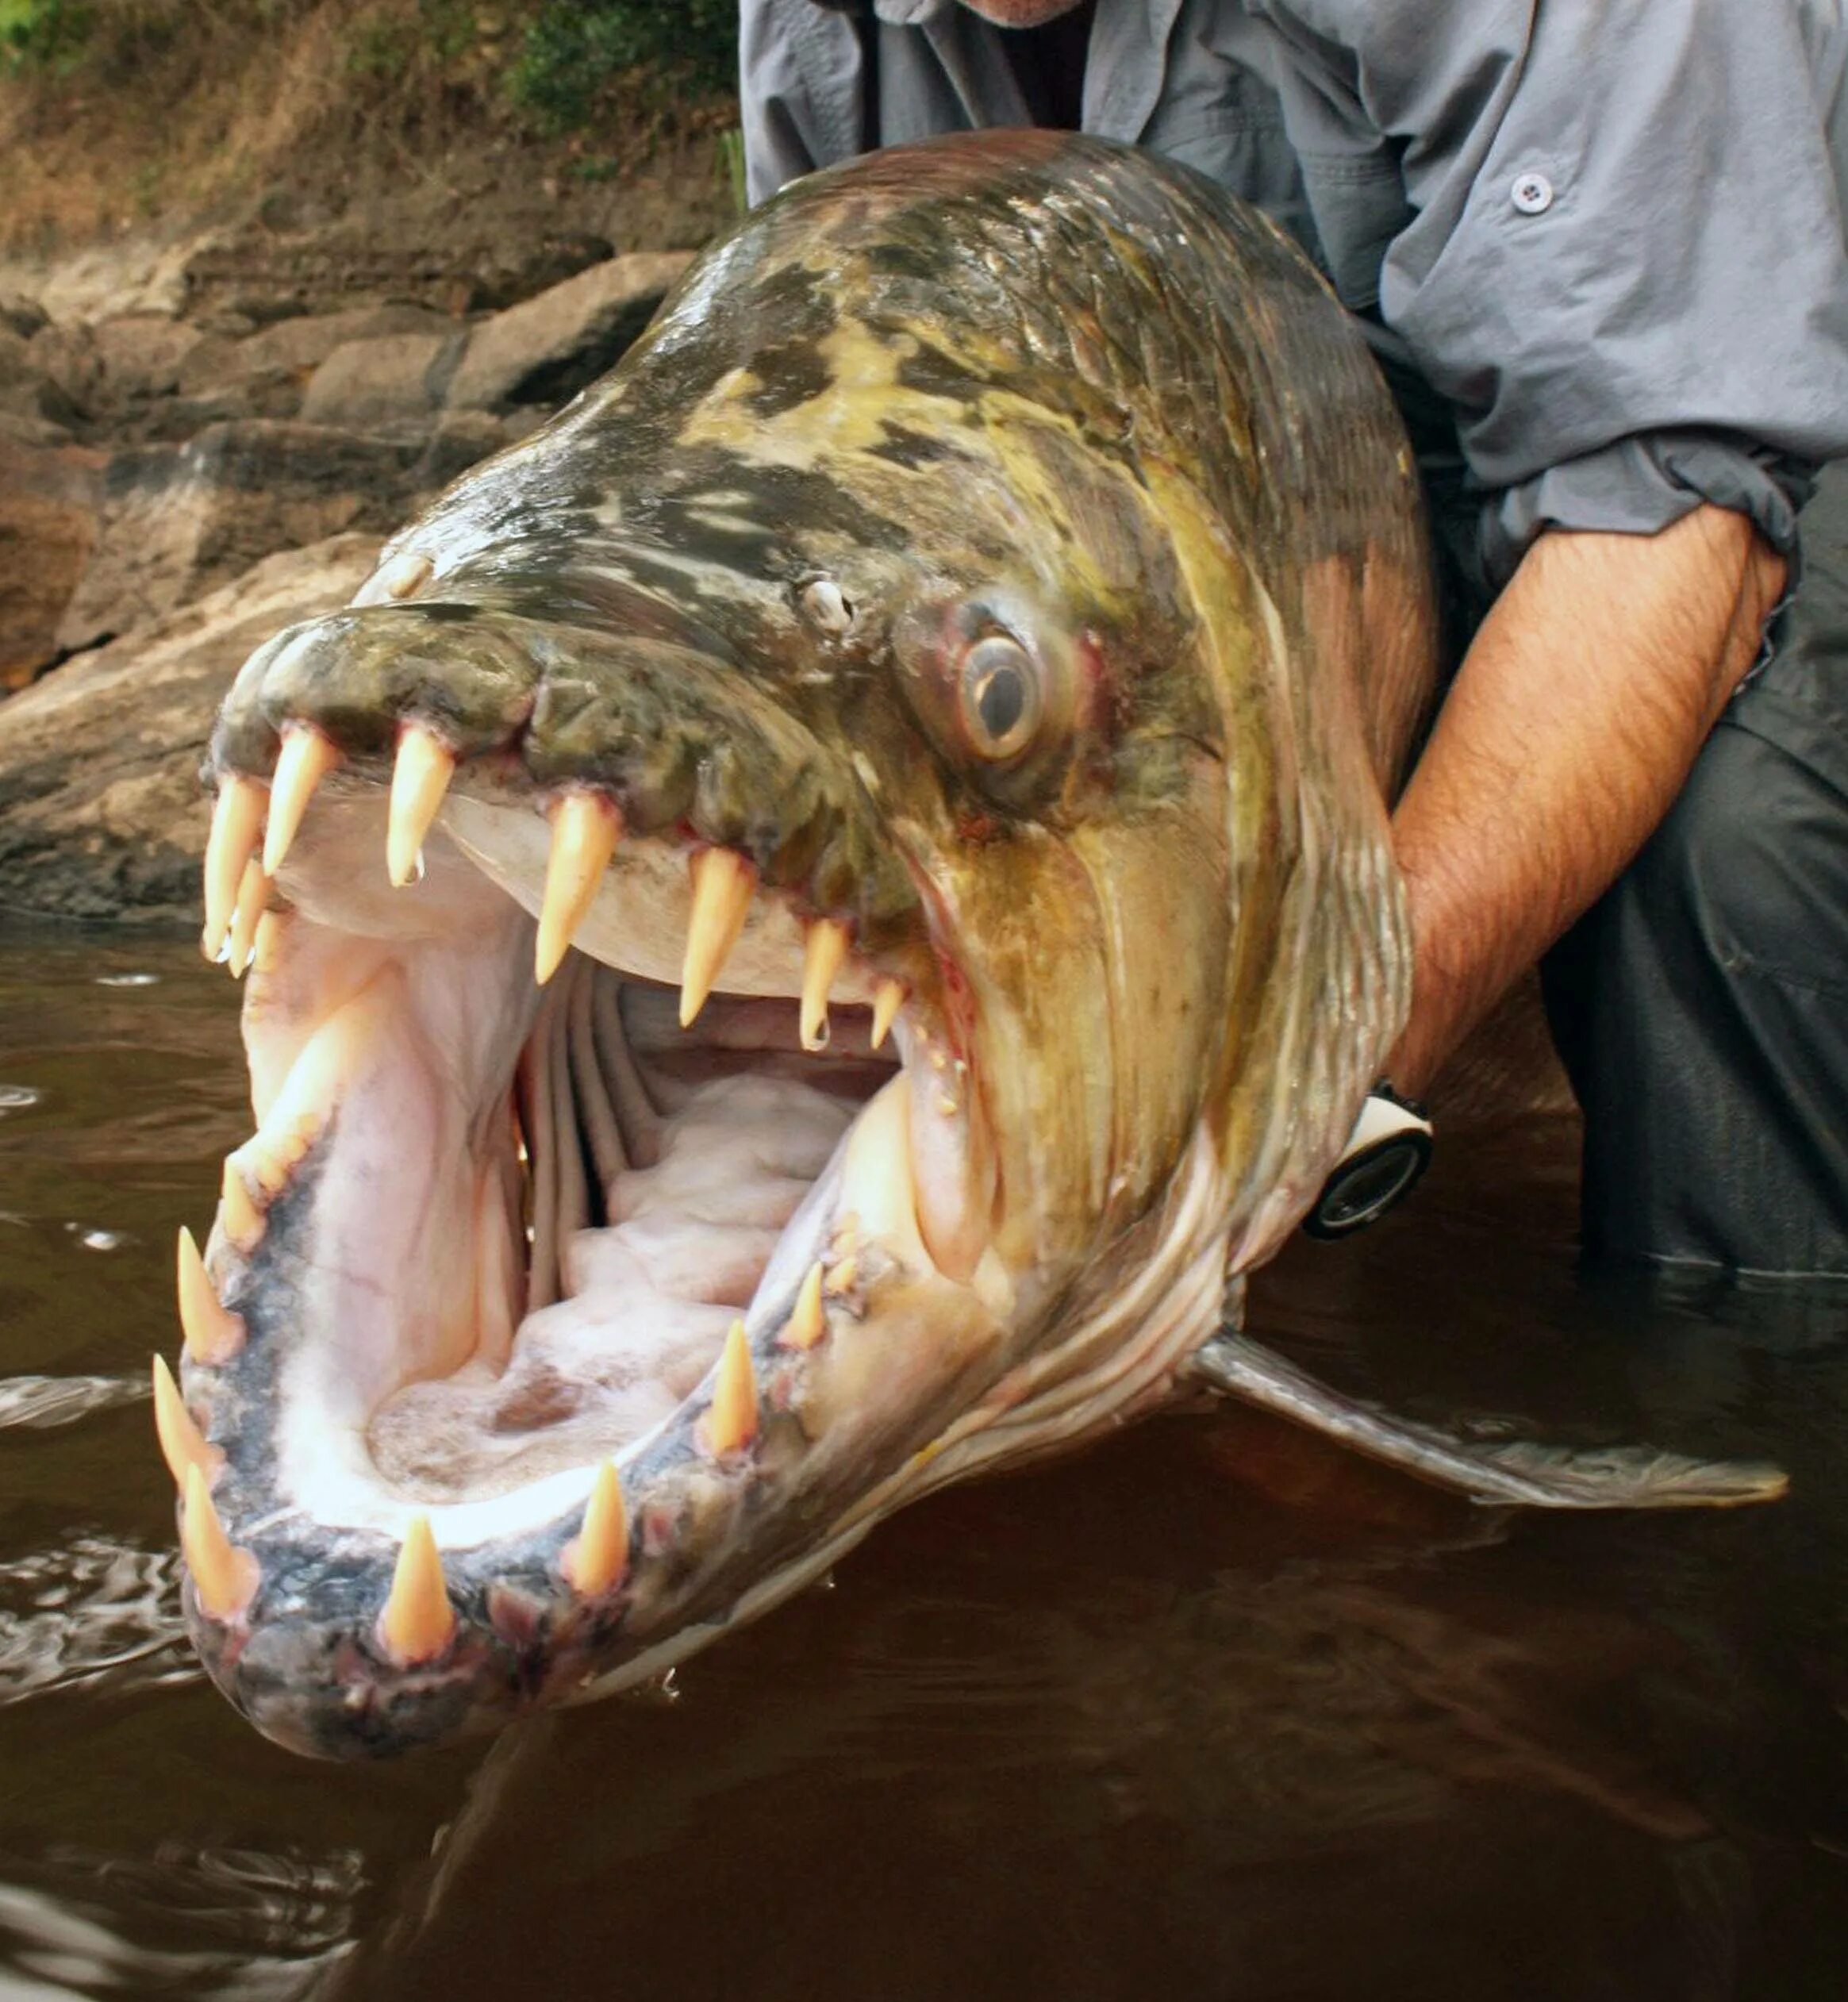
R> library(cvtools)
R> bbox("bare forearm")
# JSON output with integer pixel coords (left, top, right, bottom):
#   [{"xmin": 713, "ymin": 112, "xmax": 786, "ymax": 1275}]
[{"xmin": 1389, "ymin": 505, "xmax": 1786, "ymax": 1094}]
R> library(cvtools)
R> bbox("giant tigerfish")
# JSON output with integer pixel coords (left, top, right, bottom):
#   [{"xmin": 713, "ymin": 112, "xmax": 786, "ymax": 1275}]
[{"xmin": 157, "ymin": 132, "xmax": 1781, "ymax": 1759}]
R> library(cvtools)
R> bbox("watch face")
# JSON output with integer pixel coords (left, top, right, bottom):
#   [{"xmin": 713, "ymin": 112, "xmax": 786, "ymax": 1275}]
[{"xmin": 1305, "ymin": 1134, "xmax": 1433, "ymax": 1239}]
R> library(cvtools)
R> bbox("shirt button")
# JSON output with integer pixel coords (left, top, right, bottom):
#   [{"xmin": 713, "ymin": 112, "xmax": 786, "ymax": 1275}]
[{"xmin": 1511, "ymin": 171, "xmax": 1554, "ymax": 216}]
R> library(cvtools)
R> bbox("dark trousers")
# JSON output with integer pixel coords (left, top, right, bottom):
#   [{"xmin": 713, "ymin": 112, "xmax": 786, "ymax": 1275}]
[{"xmin": 1540, "ymin": 460, "xmax": 1848, "ymax": 1277}]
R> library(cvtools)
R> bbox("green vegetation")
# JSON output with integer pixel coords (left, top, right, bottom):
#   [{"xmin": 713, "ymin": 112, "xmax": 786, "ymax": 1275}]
[
  {"xmin": 0, "ymin": 0, "xmax": 93, "ymax": 76},
  {"xmin": 509, "ymin": 1, "xmax": 737, "ymax": 131},
  {"xmin": 2, "ymin": 1, "xmax": 740, "ymax": 128}
]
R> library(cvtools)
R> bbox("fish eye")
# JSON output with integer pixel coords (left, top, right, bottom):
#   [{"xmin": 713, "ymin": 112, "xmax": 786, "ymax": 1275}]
[{"xmin": 958, "ymin": 635, "xmax": 1041, "ymax": 761}]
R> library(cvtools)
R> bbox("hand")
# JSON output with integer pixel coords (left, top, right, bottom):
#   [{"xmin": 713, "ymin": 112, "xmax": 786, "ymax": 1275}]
[{"xmin": 1388, "ymin": 504, "xmax": 1787, "ymax": 1094}]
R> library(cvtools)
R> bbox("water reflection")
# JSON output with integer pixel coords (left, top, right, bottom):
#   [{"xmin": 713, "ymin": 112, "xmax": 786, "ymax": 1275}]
[
  {"xmin": 0, "ymin": 928, "xmax": 1844, "ymax": 2001},
  {"xmin": 0, "ymin": 1378, "xmax": 145, "ymax": 1433},
  {"xmin": 0, "ymin": 1862, "xmax": 355, "ymax": 1999},
  {"xmin": 0, "ymin": 1535, "xmax": 193, "ymax": 1708}
]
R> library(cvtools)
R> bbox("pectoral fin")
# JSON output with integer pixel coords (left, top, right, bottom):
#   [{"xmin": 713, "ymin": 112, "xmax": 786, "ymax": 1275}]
[{"xmin": 1186, "ymin": 1331, "xmax": 1788, "ymax": 1510}]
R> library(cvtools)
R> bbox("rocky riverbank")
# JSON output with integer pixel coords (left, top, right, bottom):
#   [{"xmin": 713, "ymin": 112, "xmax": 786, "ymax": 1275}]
[{"xmin": 0, "ymin": 231, "xmax": 693, "ymax": 924}]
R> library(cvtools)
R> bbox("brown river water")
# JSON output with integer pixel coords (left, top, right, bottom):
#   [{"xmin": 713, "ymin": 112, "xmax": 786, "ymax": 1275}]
[{"xmin": 1, "ymin": 927, "xmax": 1844, "ymax": 2001}]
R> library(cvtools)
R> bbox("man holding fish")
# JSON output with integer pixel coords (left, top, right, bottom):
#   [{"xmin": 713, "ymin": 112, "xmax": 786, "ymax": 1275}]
[{"xmin": 745, "ymin": 0, "xmax": 1848, "ymax": 1277}]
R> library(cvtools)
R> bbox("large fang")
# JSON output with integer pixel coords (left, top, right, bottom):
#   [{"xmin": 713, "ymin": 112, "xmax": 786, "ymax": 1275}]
[
  {"xmin": 202, "ymin": 777, "xmax": 265, "ymax": 961},
  {"xmin": 780, "ymin": 1261, "xmax": 827, "ymax": 1350},
  {"xmin": 535, "ymin": 792, "xmax": 622, "ymax": 985},
  {"xmin": 152, "ymin": 1353, "xmax": 220, "ymax": 1488},
  {"xmin": 561, "ymin": 1462, "xmax": 628, "ymax": 1598},
  {"xmin": 800, "ymin": 919, "xmax": 851, "ymax": 1052},
  {"xmin": 907, "ymin": 1055, "xmax": 995, "ymax": 1285},
  {"xmin": 182, "ymin": 1463, "xmax": 258, "ymax": 1621},
  {"xmin": 387, "ymin": 724, "xmax": 455, "ymax": 888},
  {"xmin": 177, "ymin": 1225, "xmax": 244, "ymax": 1366},
  {"xmin": 680, "ymin": 849, "xmax": 757, "ymax": 1028},
  {"xmin": 237, "ymin": 970, "xmax": 395, "ymax": 1201},
  {"xmin": 870, "ymin": 979, "xmax": 904, "ymax": 1051},
  {"xmin": 226, "ymin": 859, "xmax": 268, "ymax": 979},
  {"xmin": 701, "ymin": 1319, "xmax": 759, "ymax": 1457},
  {"xmin": 263, "ymin": 727, "xmax": 340, "ymax": 877},
  {"xmin": 378, "ymin": 1516, "xmax": 456, "ymax": 1666}
]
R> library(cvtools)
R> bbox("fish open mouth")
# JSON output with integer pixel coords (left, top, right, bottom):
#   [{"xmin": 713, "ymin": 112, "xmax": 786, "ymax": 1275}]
[{"xmin": 158, "ymin": 594, "xmax": 1089, "ymax": 1758}]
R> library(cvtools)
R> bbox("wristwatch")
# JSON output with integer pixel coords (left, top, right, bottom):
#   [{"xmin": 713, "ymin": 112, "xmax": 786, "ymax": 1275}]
[{"xmin": 1302, "ymin": 1081, "xmax": 1433, "ymax": 1239}]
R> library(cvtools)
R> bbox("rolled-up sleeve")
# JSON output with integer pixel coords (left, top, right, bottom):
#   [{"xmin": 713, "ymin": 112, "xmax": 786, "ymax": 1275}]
[{"xmin": 1285, "ymin": 0, "xmax": 1848, "ymax": 584}]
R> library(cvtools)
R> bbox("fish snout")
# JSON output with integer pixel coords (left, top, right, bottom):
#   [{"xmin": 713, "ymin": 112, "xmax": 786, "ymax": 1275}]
[{"xmin": 211, "ymin": 597, "xmax": 908, "ymax": 928}]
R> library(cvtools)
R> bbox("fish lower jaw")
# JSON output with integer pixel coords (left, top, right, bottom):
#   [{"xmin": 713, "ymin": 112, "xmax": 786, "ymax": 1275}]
[{"xmin": 171, "ymin": 778, "xmax": 1021, "ymax": 1754}]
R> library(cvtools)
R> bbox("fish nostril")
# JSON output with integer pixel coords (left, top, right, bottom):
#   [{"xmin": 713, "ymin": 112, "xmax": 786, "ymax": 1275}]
[{"xmin": 798, "ymin": 578, "xmax": 853, "ymax": 634}]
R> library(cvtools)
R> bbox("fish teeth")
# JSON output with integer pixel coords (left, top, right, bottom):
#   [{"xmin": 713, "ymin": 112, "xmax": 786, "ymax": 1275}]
[
  {"xmin": 181, "ymin": 1463, "xmax": 259, "ymax": 1622},
  {"xmin": 870, "ymin": 978, "xmax": 904, "ymax": 1050},
  {"xmin": 218, "ymin": 1155, "xmax": 264, "ymax": 1252},
  {"xmin": 561, "ymin": 1462, "xmax": 629, "ymax": 1598},
  {"xmin": 701, "ymin": 1319, "xmax": 759, "ymax": 1457},
  {"xmin": 263, "ymin": 727, "xmax": 340, "ymax": 878},
  {"xmin": 176, "ymin": 1225, "xmax": 244, "ymax": 1366},
  {"xmin": 679, "ymin": 848, "xmax": 757, "ymax": 1027},
  {"xmin": 226, "ymin": 858, "xmax": 268, "ymax": 981},
  {"xmin": 779, "ymin": 1261, "xmax": 828, "ymax": 1350},
  {"xmin": 799, "ymin": 918, "xmax": 851, "ymax": 1051},
  {"xmin": 202, "ymin": 776, "xmax": 265, "ymax": 962},
  {"xmin": 378, "ymin": 1516, "xmax": 455, "ymax": 1666},
  {"xmin": 535, "ymin": 791, "xmax": 623, "ymax": 985},
  {"xmin": 152, "ymin": 1353, "xmax": 219, "ymax": 1488},
  {"xmin": 387, "ymin": 723, "xmax": 455, "ymax": 889}
]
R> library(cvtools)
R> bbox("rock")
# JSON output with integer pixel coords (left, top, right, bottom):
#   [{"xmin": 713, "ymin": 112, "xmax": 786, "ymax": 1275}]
[
  {"xmin": 92, "ymin": 313, "xmax": 207, "ymax": 403},
  {"xmin": 0, "ymin": 429, "xmax": 105, "ymax": 688},
  {"xmin": 56, "ymin": 420, "xmax": 424, "ymax": 653},
  {"xmin": 0, "ymin": 290, "xmax": 48, "ymax": 341},
  {"xmin": 0, "ymin": 408, "xmax": 75, "ymax": 451},
  {"xmin": 0, "ymin": 325, "xmax": 45, "ymax": 421},
  {"xmin": 8, "ymin": 234, "xmax": 195, "ymax": 326},
  {"xmin": 221, "ymin": 303, "xmax": 459, "ymax": 386},
  {"xmin": 446, "ymin": 252, "xmax": 691, "ymax": 413},
  {"xmin": 25, "ymin": 322, "xmax": 104, "ymax": 426},
  {"xmin": 463, "ymin": 231, "xmax": 617, "ymax": 313},
  {"xmin": 0, "ymin": 534, "xmax": 382, "ymax": 921},
  {"xmin": 178, "ymin": 226, "xmax": 613, "ymax": 325},
  {"xmin": 160, "ymin": 306, "xmax": 462, "ymax": 429},
  {"xmin": 413, "ymin": 407, "xmax": 514, "ymax": 494},
  {"xmin": 300, "ymin": 329, "xmax": 466, "ymax": 432}
]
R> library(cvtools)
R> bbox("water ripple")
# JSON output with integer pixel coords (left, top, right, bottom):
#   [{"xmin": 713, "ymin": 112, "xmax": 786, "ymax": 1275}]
[
  {"xmin": 0, "ymin": 1873, "xmax": 352, "ymax": 2000},
  {"xmin": 0, "ymin": 1377, "xmax": 146, "ymax": 1432},
  {"xmin": 0, "ymin": 1536, "xmax": 196, "ymax": 1707}
]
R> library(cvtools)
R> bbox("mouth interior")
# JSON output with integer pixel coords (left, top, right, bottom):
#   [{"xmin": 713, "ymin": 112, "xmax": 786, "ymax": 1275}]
[
  {"xmin": 235, "ymin": 782, "xmax": 955, "ymax": 1539},
  {"xmin": 366, "ymin": 975, "xmax": 889, "ymax": 1501}
]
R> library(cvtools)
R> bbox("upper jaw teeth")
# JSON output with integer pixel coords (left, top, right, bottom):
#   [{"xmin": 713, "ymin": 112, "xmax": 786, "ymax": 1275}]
[
  {"xmin": 179, "ymin": 735, "xmax": 1014, "ymax": 1733},
  {"xmin": 206, "ymin": 732, "xmax": 913, "ymax": 1056}
]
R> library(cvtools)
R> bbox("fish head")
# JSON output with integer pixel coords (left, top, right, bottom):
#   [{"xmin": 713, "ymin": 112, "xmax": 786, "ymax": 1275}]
[{"xmin": 167, "ymin": 133, "xmax": 1434, "ymax": 1756}]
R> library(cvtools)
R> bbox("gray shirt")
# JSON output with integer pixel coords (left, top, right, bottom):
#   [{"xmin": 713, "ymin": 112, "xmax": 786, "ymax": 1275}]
[{"xmin": 740, "ymin": 0, "xmax": 1848, "ymax": 591}]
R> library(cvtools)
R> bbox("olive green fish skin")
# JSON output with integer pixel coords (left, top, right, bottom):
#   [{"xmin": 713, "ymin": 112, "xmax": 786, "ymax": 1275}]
[
  {"xmin": 194, "ymin": 131, "xmax": 1438, "ymax": 1756},
  {"xmin": 217, "ymin": 128, "xmax": 1434, "ymax": 1229}
]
